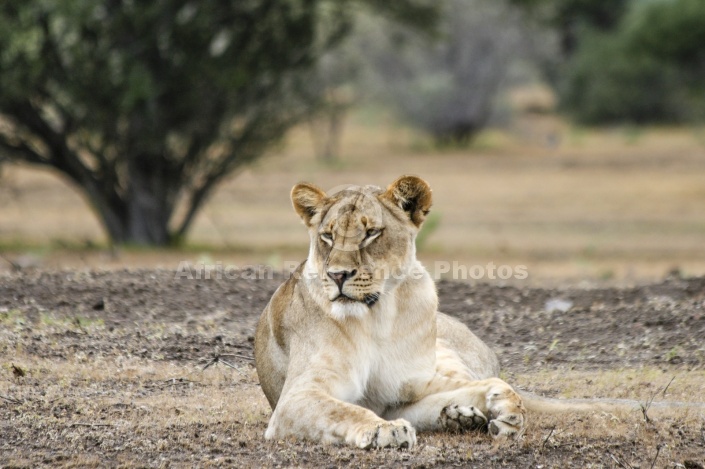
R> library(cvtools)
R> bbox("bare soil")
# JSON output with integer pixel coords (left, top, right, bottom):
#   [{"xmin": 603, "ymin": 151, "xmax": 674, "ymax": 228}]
[{"xmin": 1, "ymin": 270, "xmax": 705, "ymax": 468}]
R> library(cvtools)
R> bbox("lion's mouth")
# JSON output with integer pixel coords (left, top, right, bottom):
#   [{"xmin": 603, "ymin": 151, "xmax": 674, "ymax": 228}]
[{"xmin": 333, "ymin": 293, "xmax": 379, "ymax": 308}]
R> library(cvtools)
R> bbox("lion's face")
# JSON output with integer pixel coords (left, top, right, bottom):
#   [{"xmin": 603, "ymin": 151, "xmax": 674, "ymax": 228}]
[{"xmin": 291, "ymin": 176, "xmax": 432, "ymax": 317}]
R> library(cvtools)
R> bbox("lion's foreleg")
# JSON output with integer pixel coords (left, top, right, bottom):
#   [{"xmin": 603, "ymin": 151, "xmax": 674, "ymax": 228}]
[{"xmin": 265, "ymin": 388, "xmax": 417, "ymax": 449}]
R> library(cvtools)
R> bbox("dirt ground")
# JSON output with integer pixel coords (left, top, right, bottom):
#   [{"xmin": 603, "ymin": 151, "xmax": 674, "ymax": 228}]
[{"xmin": 1, "ymin": 269, "xmax": 704, "ymax": 468}]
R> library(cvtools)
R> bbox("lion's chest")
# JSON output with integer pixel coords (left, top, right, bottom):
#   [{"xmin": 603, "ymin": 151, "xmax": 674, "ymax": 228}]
[
  {"xmin": 335, "ymin": 324, "xmax": 436, "ymax": 415},
  {"xmin": 319, "ymin": 277, "xmax": 439, "ymax": 414}
]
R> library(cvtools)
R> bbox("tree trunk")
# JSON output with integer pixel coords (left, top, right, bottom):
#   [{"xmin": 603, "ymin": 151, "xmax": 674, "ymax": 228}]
[
  {"xmin": 88, "ymin": 186, "xmax": 173, "ymax": 247},
  {"xmin": 125, "ymin": 193, "xmax": 172, "ymax": 245},
  {"xmin": 121, "ymin": 157, "xmax": 175, "ymax": 246},
  {"xmin": 310, "ymin": 102, "xmax": 350, "ymax": 162},
  {"xmin": 87, "ymin": 155, "xmax": 177, "ymax": 247}
]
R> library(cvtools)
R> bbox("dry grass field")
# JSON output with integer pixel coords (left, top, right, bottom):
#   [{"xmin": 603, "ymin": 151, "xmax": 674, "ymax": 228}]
[
  {"xmin": 1, "ymin": 271, "xmax": 704, "ymax": 468},
  {"xmin": 2, "ymin": 112, "xmax": 705, "ymax": 283},
  {"xmin": 1, "ymin": 113, "xmax": 705, "ymax": 467}
]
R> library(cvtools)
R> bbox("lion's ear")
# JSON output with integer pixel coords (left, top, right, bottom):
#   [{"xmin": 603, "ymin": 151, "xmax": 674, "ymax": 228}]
[
  {"xmin": 291, "ymin": 182, "xmax": 327, "ymax": 226},
  {"xmin": 382, "ymin": 175, "xmax": 432, "ymax": 227}
]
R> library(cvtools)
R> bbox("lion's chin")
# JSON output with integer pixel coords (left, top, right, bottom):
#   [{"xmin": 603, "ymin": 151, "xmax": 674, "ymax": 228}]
[
  {"xmin": 332, "ymin": 293, "xmax": 380, "ymax": 307},
  {"xmin": 329, "ymin": 300, "xmax": 369, "ymax": 320}
]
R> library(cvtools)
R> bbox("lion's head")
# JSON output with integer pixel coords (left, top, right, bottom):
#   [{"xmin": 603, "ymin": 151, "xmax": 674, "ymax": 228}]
[{"xmin": 291, "ymin": 175, "xmax": 433, "ymax": 319}]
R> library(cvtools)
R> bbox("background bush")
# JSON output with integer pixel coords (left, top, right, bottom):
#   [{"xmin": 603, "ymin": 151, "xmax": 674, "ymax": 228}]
[
  {"xmin": 365, "ymin": 0, "xmax": 529, "ymax": 146},
  {"xmin": 559, "ymin": 0, "xmax": 705, "ymax": 124}
]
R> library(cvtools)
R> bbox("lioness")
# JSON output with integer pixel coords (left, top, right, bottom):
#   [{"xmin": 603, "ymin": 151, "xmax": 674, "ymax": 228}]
[
  {"xmin": 254, "ymin": 175, "xmax": 525, "ymax": 449},
  {"xmin": 255, "ymin": 175, "xmax": 705, "ymax": 449}
]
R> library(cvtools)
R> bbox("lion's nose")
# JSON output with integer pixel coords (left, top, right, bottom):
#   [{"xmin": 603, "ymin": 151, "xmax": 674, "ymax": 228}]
[{"xmin": 327, "ymin": 269, "xmax": 357, "ymax": 288}]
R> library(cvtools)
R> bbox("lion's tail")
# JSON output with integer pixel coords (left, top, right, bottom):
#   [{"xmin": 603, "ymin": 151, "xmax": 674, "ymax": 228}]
[{"xmin": 519, "ymin": 392, "xmax": 705, "ymax": 415}]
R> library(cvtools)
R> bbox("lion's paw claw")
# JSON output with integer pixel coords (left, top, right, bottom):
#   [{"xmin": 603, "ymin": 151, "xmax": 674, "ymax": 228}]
[
  {"xmin": 486, "ymin": 383, "xmax": 526, "ymax": 440},
  {"xmin": 440, "ymin": 404, "xmax": 488, "ymax": 432},
  {"xmin": 358, "ymin": 419, "xmax": 416, "ymax": 450}
]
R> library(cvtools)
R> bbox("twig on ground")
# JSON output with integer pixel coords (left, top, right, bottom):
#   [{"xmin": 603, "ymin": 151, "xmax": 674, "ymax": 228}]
[
  {"xmin": 219, "ymin": 353, "xmax": 254, "ymax": 361},
  {"xmin": 540, "ymin": 427, "xmax": 555, "ymax": 451},
  {"xmin": 640, "ymin": 376, "xmax": 676, "ymax": 423},
  {"xmin": 661, "ymin": 376, "xmax": 675, "ymax": 398},
  {"xmin": 12, "ymin": 363, "xmax": 26, "ymax": 378},
  {"xmin": 202, "ymin": 355, "xmax": 242, "ymax": 373},
  {"xmin": 72, "ymin": 317, "xmax": 88, "ymax": 335},
  {"xmin": 639, "ymin": 402, "xmax": 652, "ymax": 424},
  {"xmin": 608, "ymin": 452, "xmax": 634, "ymax": 469},
  {"xmin": 201, "ymin": 357, "xmax": 216, "ymax": 371},
  {"xmin": 0, "ymin": 394, "xmax": 22, "ymax": 405},
  {"xmin": 649, "ymin": 444, "xmax": 663, "ymax": 469}
]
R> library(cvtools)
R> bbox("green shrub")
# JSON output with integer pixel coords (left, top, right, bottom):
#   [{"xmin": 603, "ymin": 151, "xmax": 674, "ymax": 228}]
[
  {"xmin": 560, "ymin": 0, "xmax": 705, "ymax": 124},
  {"xmin": 560, "ymin": 33, "xmax": 685, "ymax": 124}
]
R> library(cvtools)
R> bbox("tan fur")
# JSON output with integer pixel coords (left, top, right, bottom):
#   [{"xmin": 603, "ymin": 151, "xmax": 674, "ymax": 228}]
[
  {"xmin": 254, "ymin": 176, "xmax": 525, "ymax": 448},
  {"xmin": 255, "ymin": 175, "xmax": 705, "ymax": 448}
]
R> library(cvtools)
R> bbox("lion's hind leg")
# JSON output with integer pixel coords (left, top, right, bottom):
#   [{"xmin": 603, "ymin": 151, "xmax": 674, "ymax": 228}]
[
  {"xmin": 385, "ymin": 378, "xmax": 525, "ymax": 439},
  {"xmin": 384, "ymin": 389, "xmax": 488, "ymax": 432},
  {"xmin": 385, "ymin": 342, "xmax": 525, "ymax": 439}
]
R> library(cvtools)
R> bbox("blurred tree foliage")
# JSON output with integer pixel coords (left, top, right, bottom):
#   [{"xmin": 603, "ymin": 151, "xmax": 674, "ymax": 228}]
[
  {"xmin": 625, "ymin": 0, "xmax": 705, "ymax": 78},
  {"xmin": 514, "ymin": 0, "xmax": 705, "ymax": 124},
  {"xmin": 509, "ymin": 0, "xmax": 629, "ymax": 56},
  {"xmin": 366, "ymin": 0, "xmax": 528, "ymax": 146},
  {"xmin": 0, "ymin": 0, "xmax": 437, "ymax": 245}
]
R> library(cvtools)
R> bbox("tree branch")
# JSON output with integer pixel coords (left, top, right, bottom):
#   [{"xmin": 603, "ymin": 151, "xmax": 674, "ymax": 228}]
[
  {"xmin": 173, "ymin": 114, "xmax": 290, "ymax": 240},
  {"xmin": 3, "ymin": 100, "xmax": 127, "ymax": 241},
  {"xmin": 0, "ymin": 137, "xmax": 50, "ymax": 166}
]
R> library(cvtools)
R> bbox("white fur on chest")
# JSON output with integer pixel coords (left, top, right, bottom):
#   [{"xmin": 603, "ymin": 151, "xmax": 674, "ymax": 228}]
[
  {"xmin": 330, "ymin": 301, "xmax": 369, "ymax": 320},
  {"xmin": 334, "ymin": 294, "xmax": 436, "ymax": 413}
]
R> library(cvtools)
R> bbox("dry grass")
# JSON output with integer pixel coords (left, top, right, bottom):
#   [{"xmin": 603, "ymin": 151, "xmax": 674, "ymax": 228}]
[
  {"xmin": 4, "ymin": 356, "xmax": 703, "ymax": 467},
  {"xmin": 2, "ymin": 313, "xmax": 704, "ymax": 467},
  {"xmin": 1, "ymin": 318, "xmax": 270, "ymax": 467}
]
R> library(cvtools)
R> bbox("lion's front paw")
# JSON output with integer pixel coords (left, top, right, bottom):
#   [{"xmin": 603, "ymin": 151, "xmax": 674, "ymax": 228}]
[
  {"xmin": 440, "ymin": 404, "xmax": 487, "ymax": 432},
  {"xmin": 486, "ymin": 382, "xmax": 526, "ymax": 440},
  {"xmin": 357, "ymin": 419, "xmax": 416, "ymax": 450}
]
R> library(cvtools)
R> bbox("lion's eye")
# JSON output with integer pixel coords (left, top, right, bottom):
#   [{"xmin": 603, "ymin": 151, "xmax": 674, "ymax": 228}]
[
  {"xmin": 320, "ymin": 232, "xmax": 333, "ymax": 245},
  {"xmin": 363, "ymin": 228, "xmax": 382, "ymax": 245}
]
